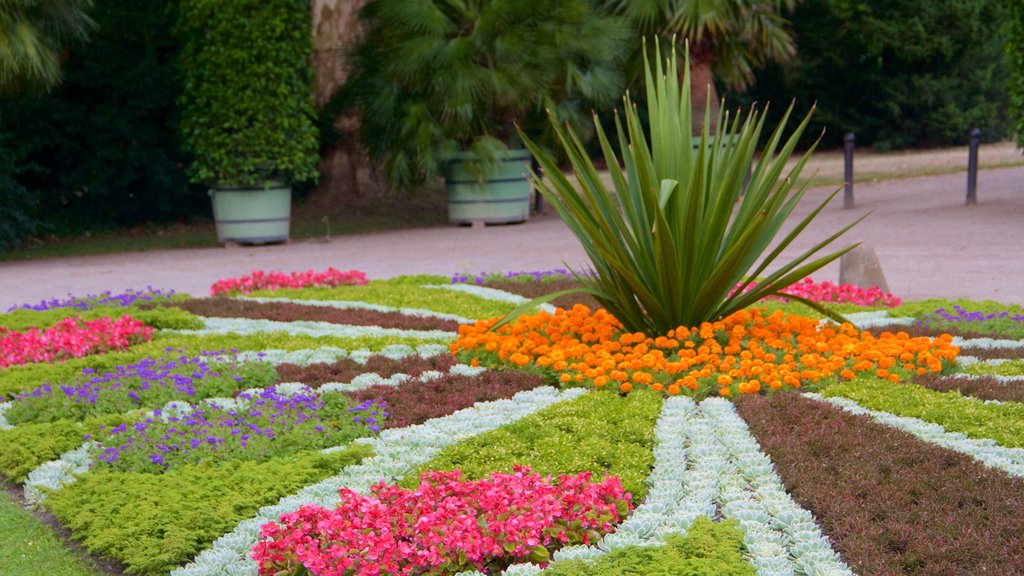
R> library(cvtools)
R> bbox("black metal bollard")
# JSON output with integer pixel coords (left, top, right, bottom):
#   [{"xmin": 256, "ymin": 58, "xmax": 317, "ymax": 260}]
[
  {"xmin": 966, "ymin": 128, "xmax": 980, "ymax": 205},
  {"xmin": 843, "ymin": 132, "xmax": 855, "ymax": 209}
]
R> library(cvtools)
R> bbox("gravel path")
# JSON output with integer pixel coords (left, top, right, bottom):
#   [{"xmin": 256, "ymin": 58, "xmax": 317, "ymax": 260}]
[{"xmin": 1, "ymin": 166, "xmax": 1022, "ymax": 308}]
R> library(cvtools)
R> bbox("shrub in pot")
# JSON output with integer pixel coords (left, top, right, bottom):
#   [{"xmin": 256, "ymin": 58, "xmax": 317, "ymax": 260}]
[
  {"xmin": 340, "ymin": 0, "xmax": 631, "ymax": 224},
  {"xmin": 176, "ymin": 0, "xmax": 319, "ymax": 244}
]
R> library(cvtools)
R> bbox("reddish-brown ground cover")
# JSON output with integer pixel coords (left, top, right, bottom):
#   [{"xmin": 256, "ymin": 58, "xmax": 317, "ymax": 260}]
[
  {"xmin": 276, "ymin": 354, "xmax": 460, "ymax": 388},
  {"xmin": 479, "ymin": 279, "xmax": 603, "ymax": 311},
  {"xmin": 350, "ymin": 369, "xmax": 547, "ymax": 429},
  {"xmin": 911, "ymin": 372, "xmax": 1024, "ymax": 403},
  {"xmin": 734, "ymin": 392, "xmax": 1024, "ymax": 576},
  {"xmin": 169, "ymin": 298, "xmax": 461, "ymax": 331}
]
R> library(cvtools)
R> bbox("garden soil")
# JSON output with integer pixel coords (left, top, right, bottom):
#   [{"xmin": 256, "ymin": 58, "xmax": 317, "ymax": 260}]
[{"xmin": 1, "ymin": 160, "xmax": 1023, "ymax": 308}]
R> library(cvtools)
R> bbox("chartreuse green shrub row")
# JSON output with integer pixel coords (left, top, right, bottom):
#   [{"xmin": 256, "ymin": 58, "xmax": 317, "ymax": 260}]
[
  {"xmin": 542, "ymin": 517, "xmax": 754, "ymax": 576},
  {"xmin": 402, "ymin": 389, "xmax": 662, "ymax": 501},
  {"xmin": 0, "ymin": 302, "xmax": 202, "ymax": 332},
  {"xmin": 45, "ymin": 444, "xmax": 372, "ymax": 576},
  {"xmin": 964, "ymin": 360, "xmax": 1024, "ymax": 377},
  {"xmin": 822, "ymin": 378, "xmax": 1024, "ymax": 448},
  {"xmin": 0, "ymin": 491, "xmax": 105, "ymax": 576},
  {"xmin": 250, "ymin": 277, "xmax": 515, "ymax": 320},
  {"xmin": 0, "ymin": 330, "xmax": 450, "ymax": 399},
  {"xmin": 0, "ymin": 413, "xmax": 139, "ymax": 483}
]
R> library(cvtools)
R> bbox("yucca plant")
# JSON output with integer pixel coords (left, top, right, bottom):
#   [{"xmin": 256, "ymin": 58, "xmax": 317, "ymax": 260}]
[{"xmin": 518, "ymin": 42, "xmax": 863, "ymax": 334}]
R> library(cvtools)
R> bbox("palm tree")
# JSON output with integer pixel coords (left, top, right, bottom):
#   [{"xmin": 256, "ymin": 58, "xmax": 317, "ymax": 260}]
[
  {"xmin": 605, "ymin": 0, "xmax": 798, "ymax": 132},
  {"xmin": 0, "ymin": 0, "xmax": 95, "ymax": 91}
]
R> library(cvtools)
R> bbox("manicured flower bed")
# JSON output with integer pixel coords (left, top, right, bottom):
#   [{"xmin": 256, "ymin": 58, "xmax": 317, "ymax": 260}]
[
  {"xmin": 0, "ymin": 315, "xmax": 153, "ymax": 368},
  {"xmin": 210, "ymin": 268, "xmax": 369, "ymax": 296},
  {"xmin": 1, "ymin": 275, "xmax": 1023, "ymax": 576}
]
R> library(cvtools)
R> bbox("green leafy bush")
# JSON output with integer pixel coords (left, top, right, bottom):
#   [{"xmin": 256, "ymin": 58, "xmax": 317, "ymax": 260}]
[
  {"xmin": 822, "ymin": 377, "xmax": 1024, "ymax": 448},
  {"xmin": 402, "ymin": 389, "xmax": 662, "ymax": 500},
  {"xmin": 45, "ymin": 444, "xmax": 372, "ymax": 576},
  {"xmin": 523, "ymin": 44, "xmax": 860, "ymax": 333},
  {"xmin": 741, "ymin": 0, "xmax": 1010, "ymax": 150},
  {"xmin": 176, "ymin": 0, "xmax": 319, "ymax": 185},
  {"xmin": 543, "ymin": 517, "xmax": 754, "ymax": 576},
  {"xmin": 339, "ymin": 0, "xmax": 630, "ymax": 188}
]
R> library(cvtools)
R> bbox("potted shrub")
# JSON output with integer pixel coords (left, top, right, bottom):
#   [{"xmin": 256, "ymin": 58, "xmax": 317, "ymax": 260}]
[
  {"xmin": 177, "ymin": 0, "xmax": 319, "ymax": 244},
  {"xmin": 341, "ymin": 0, "xmax": 630, "ymax": 225}
]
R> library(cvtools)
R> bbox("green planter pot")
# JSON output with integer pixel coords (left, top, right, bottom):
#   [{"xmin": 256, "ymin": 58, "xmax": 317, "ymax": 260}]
[
  {"xmin": 210, "ymin": 184, "xmax": 291, "ymax": 244},
  {"xmin": 444, "ymin": 149, "xmax": 532, "ymax": 225}
]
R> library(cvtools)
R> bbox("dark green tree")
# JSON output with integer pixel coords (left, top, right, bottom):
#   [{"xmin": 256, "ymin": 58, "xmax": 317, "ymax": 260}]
[
  {"xmin": 1008, "ymin": 0, "xmax": 1024, "ymax": 147},
  {"xmin": 339, "ymin": 0, "xmax": 632, "ymax": 190},
  {"xmin": 743, "ymin": 0, "xmax": 1010, "ymax": 150}
]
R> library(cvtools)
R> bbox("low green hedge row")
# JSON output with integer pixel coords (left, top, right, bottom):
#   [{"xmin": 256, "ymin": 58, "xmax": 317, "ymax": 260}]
[
  {"xmin": 45, "ymin": 444, "xmax": 373, "ymax": 576},
  {"xmin": 542, "ymin": 517, "xmax": 754, "ymax": 576},
  {"xmin": 0, "ymin": 301, "xmax": 201, "ymax": 332},
  {"xmin": 249, "ymin": 279, "xmax": 515, "ymax": 319},
  {"xmin": 0, "ymin": 413, "xmax": 140, "ymax": 482},
  {"xmin": 964, "ymin": 359, "xmax": 1024, "ymax": 377},
  {"xmin": 822, "ymin": 377, "xmax": 1024, "ymax": 448},
  {"xmin": 402, "ymin": 389, "xmax": 663, "ymax": 501}
]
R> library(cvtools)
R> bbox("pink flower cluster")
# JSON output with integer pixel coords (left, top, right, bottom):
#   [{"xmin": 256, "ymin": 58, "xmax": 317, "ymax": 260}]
[
  {"xmin": 734, "ymin": 277, "xmax": 901, "ymax": 307},
  {"xmin": 0, "ymin": 315, "xmax": 153, "ymax": 368},
  {"xmin": 253, "ymin": 467, "xmax": 631, "ymax": 576},
  {"xmin": 209, "ymin": 268, "xmax": 369, "ymax": 296}
]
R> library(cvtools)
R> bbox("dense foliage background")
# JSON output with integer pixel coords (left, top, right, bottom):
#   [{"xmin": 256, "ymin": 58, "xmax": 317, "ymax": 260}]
[
  {"xmin": 737, "ymin": 0, "xmax": 1011, "ymax": 150},
  {"xmin": 0, "ymin": 0, "xmax": 196, "ymax": 248},
  {"xmin": 0, "ymin": 0, "xmax": 1019, "ymax": 250}
]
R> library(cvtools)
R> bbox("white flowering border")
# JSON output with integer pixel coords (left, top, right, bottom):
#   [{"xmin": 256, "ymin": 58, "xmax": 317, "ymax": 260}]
[
  {"xmin": 171, "ymin": 386, "xmax": 587, "ymax": 576},
  {"xmin": 167, "ymin": 316, "xmax": 455, "ymax": 342},
  {"xmin": 423, "ymin": 284, "xmax": 558, "ymax": 314},
  {"xmin": 952, "ymin": 336, "xmax": 1024, "ymax": 350},
  {"xmin": 237, "ymin": 296, "xmax": 476, "ymax": 325},
  {"xmin": 806, "ymin": 393, "xmax": 1024, "ymax": 478}
]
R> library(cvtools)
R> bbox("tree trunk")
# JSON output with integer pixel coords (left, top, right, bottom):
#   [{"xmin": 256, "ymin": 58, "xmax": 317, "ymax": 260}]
[
  {"xmin": 306, "ymin": 0, "xmax": 384, "ymax": 213},
  {"xmin": 688, "ymin": 58, "xmax": 720, "ymax": 137}
]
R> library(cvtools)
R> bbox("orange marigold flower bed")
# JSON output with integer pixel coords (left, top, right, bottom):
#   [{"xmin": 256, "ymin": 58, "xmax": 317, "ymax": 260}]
[{"xmin": 451, "ymin": 305, "xmax": 960, "ymax": 397}]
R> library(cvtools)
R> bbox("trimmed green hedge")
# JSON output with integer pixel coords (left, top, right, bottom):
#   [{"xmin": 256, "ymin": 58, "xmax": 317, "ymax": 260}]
[
  {"xmin": 0, "ymin": 414, "xmax": 139, "ymax": 483},
  {"xmin": 0, "ymin": 303, "xmax": 202, "ymax": 332},
  {"xmin": 822, "ymin": 377, "xmax": 1024, "ymax": 448},
  {"xmin": 250, "ymin": 281, "xmax": 516, "ymax": 319},
  {"xmin": 402, "ymin": 390, "xmax": 662, "ymax": 501},
  {"xmin": 964, "ymin": 360, "xmax": 1024, "ymax": 377},
  {"xmin": 542, "ymin": 517, "xmax": 754, "ymax": 576},
  {"xmin": 45, "ymin": 444, "xmax": 372, "ymax": 576}
]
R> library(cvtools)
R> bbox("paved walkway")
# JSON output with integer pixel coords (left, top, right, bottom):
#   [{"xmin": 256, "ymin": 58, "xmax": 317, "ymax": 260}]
[{"xmin": 1, "ymin": 166, "xmax": 1022, "ymax": 309}]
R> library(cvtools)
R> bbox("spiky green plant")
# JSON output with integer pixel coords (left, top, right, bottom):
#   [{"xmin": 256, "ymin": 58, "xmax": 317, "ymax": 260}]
[
  {"xmin": 0, "ymin": 0, "xmax": 94, "ymax": 91},
  {"xmin": 518, "ymin": 42, "xmax": 863, "ymax": 334}
]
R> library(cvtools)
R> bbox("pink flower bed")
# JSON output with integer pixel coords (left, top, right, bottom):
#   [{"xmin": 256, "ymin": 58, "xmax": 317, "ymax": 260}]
[
  {"xmin": 209, "ymin": 268, "xmax": 369, "ymax": 296},
  {"xmin": 0, "ymin": 315, "xmax": 153, "ymax": 368},
  {"xmin": 253, "ymin": 467, "xmax": 631, "ymax": 576},
  {"xmin": 735, "ymin": 277, "xmax": 901, "ymax": 307}
]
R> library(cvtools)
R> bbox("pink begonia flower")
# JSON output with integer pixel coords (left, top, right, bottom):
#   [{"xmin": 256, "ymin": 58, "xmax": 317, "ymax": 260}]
[
  {"xmin": 0, "ymin": 315, "xmax": 152, "ymax": 368},
  {"xmin": 731, "ymin": 277, "xmax": 900, "ymax": 307},
  {"xmin": 253, "ymin": 467, "xmax": 631, "ymax": 576},
  {"xmin": 209, "ymin": 267, "xmax": 369, "ymax": 296}
]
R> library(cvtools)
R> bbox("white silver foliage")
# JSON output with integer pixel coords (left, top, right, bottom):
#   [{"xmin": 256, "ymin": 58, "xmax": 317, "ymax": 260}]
[
  {"xmin": 423, "ymin": 284, "xmax": 558, "ymax": 314},
  {"xmin": 170, "ymin": 386, "xmax": 586, "ymax": 576},
  {"xmin": 168, "ymin": 317, "xmax": 455, "ymax": 342},
  {"xmin": 806, "ymin": 393, "xmax": 1024, "ymax": 478},
  {"xmin": 237, "ymin": 295, "xmax": 476, "ymax": 325},
  {"xmin": 24, "ymin": 441, "xmax": 98, "ymax": 507},
  {"xmin": 699, "ymin": 398, "xmax": 854, "ymax": 576},
  {"xmin": 952, "ymin": 336, "xmax": 1024, "ymax": 349},
  {"xmin": 0, "ymin": 401, "xmax": 12, "ymax": 430}
]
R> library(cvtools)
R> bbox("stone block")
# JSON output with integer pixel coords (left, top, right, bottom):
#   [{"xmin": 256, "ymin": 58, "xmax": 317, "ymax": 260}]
[{"xmin": 840, "ymin": 243, "xmax": 889, "ymax": 292}]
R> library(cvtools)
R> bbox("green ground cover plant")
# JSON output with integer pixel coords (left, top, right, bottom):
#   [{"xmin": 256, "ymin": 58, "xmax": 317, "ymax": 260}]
[
  {"xmin": 0, "ymin": 302, "xmax": 200, "ymax": 332},
  {"xmin": 0, "ymin": 491, "xmax": 106, "ymax": 576},
  {"xmin": 250, "ymin": 279, "xmax": 514, "ymax": 319},
  {"xmin": 963, "ymin": 359, "xmax": 1024, "ymax": 377},
  {"xmin": 45, "ymin": 444, "xmax": 372, "ymax": 576},
  {"xmin": 401, "ymin": 389, "xmax": 662, "ymax": 500},
  {"xmin": 822, "ymin": 377, "xmax": 1024, "ymax": 448},
  {"xmin": 0, "ymin": 413, "xmax": 139, "ymax": 482},
  {"xmin": 542, "ymin": 517, "xmax": 754, "ymax": 576}
]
